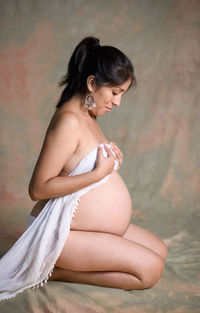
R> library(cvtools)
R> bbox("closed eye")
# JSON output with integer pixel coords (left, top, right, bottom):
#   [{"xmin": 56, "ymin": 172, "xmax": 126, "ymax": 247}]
[{"xmin": 112, "ymin": 92, "xmax": 118, "ymax": 96}]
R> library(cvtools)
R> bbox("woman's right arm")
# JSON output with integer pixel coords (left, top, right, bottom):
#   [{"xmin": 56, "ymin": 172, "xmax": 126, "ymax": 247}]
[{"xmin": 28, "ymin": 111, "xmax": 115, "ymax": 201}]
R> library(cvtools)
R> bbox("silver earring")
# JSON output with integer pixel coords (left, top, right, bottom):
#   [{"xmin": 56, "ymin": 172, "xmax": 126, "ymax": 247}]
[{"xmin": 84, "ymin": 93, "xmax": 96, "ymax": 111}]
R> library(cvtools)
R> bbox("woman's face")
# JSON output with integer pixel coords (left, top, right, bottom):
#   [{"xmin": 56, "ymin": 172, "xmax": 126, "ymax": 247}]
[{"xmin": 87, "ymin": 76, "xmax": 132, "ymax": 116}]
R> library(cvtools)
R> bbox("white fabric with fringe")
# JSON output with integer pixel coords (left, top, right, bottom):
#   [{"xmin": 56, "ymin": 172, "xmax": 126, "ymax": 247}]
[{"xmin": 0, "ymin": 143, "xmax": 117, "ymax": 301}]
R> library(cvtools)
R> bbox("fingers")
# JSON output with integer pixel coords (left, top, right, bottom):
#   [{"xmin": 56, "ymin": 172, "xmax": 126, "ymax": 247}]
[
  {"xmin": 96, "ymin": 144, "xmax": 118, "ymax": 175},
  {"xmin": 97, "ymin": 145, "xmax": 103, "ymax": 154},
  {"xmin": 106, "ymin": 142, "xmax": 122, "ymax": 172},
  {"xmin": 110, "ymin": 142, "xmax": 123, "ymax": 164},
  {"xmin": 100, "ymin": 143, "xmax": 122, "ymax": 170},
  {"xmin": 103, "ymin": 144, "xmax": 112, "ymax": 157},
  {"xmin": 97, "ymin": 145, "xmax": 114, "ymax": 161}
]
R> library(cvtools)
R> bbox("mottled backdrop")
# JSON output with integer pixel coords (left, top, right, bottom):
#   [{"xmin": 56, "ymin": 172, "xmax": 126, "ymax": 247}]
[{"xmin": 0, "ymin": 0, "xmax": 200, "ymax": 312}]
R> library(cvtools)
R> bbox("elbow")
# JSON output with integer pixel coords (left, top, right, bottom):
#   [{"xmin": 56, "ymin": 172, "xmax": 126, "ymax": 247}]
[
  {"xmin": 29, "ymin": 192, "xmax": 39, "ymax": 201},
  {"xmin": 28, "ymin": 184, "xmax": 43, "ymax": 201}
]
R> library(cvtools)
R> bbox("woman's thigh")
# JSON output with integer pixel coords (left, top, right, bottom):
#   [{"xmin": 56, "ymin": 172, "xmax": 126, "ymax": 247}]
[
  {"xmin": 123, "ymin": 223, "xmax": 168, "ymax": 260},
  {"xmin": 55, "ymin": 230, "xmax": 164, "ymax": 284}
]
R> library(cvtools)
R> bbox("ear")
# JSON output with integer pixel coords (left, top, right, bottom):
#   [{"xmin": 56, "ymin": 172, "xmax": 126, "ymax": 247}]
[{"xmin": 87, "ymin": 75, "xmax": 97, "ymax": 92}]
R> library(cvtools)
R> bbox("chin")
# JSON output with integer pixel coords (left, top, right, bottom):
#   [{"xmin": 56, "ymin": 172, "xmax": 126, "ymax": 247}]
[
  {"xmin": 92, "ymin": 111, "xmax": 103, "ymax": 116},
  {"xmin": 98, "ymin": 112, "xmax": 107, "ymax": 116}
]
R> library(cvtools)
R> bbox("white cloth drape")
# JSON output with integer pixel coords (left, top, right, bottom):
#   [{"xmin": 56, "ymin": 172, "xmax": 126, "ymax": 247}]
[{"xmin": 0, "ymin": 143, "xmax": 117, "ymax": 301}]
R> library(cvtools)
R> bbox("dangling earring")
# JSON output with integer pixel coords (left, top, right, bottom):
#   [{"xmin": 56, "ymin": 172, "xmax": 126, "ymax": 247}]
[{"xmin": 84, "ymin": 93, "xmax": 96, "ymax": 111}]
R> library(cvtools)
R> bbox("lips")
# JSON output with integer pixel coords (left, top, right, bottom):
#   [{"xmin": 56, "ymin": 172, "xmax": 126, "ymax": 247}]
[{"xmin": 106, "ymin": 106, "xmax": 112, "ymax": 111}]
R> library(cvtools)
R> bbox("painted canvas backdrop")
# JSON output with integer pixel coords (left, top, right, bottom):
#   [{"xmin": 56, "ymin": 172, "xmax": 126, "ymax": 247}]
[{"xmin": 0, "ymin": 0, "xmax": 200, "ymax": 312}]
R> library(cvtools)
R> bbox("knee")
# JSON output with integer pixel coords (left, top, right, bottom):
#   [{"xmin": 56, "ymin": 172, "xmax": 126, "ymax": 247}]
[
  {"xmin": 141, "ymin": 255, "xmax": 165, "ymax": 289},
  {"xmin": 124, "ymin": 255, "xmax": 165, "ymax": 291}
]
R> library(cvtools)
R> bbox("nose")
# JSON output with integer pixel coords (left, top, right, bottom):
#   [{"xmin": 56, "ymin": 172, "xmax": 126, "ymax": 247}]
[{"xmin": 112, "ymin": 95, "xmax": 121, "ymax": 107}]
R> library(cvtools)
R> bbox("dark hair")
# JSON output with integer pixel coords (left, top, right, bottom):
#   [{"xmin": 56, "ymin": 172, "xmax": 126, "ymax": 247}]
[{"xmin": 56, "ymin": 36, "xmax": 136, "ymax": 109}]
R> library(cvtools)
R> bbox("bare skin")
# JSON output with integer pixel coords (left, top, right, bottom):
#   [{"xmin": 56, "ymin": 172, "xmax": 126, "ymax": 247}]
[
  {"xmin": 49, "ymin": 224, "xmax": 167, "ymax": 290},
  {"xmin": 28, "ymin": 75, "xmax": 168, "ymax": 290}
]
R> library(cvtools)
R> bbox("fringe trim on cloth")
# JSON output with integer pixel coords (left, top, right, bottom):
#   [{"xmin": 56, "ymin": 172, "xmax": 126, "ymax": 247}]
[
  {"xmin": 31, "ymin": 197, "xmax": 81, "ymax": 291},
  {"xmin": 0, "ymin": 197, "xmax": 81, "ymax": 302}
]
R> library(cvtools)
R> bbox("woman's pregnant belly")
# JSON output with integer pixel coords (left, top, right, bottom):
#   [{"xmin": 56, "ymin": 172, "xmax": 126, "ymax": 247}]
[{"xmin": 70, "ymin": 171, "xmax": 132, "ymax": 236}]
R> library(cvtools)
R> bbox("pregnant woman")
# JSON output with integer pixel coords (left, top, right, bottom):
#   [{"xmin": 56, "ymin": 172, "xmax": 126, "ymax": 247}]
[{"xmin": 0, "ymin": 36, "xmax": 167, "ymax": 300}]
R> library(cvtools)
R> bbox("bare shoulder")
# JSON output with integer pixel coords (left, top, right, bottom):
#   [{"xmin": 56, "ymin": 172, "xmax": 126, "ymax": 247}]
[
  {"xmin": 28, "ymin": 110, "xmax": 81, "ymax": 198},
  {"xmin": 47, "ymin": 109, "xmax": 80, "ymax": 134}
]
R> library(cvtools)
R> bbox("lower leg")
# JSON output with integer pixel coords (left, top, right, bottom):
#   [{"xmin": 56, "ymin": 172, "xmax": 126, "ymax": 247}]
[{"xmin": 49, "ymin": 266, "xmax": 154, "ymax": 291}]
